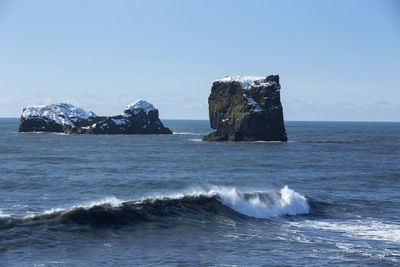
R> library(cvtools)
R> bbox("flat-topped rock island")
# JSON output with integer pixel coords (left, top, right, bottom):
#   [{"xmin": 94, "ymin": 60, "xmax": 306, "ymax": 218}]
[
  {"xmin": 203, "ymin": 75, "xmax": 287, "ymax": 141},
  {"xmin": 19, "ymin": 100, "xmax": 172, "ymax": 134}
]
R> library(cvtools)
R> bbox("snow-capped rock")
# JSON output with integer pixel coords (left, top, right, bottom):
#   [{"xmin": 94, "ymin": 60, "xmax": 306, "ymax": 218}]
[
  {"xmin": 215, "ymin": 76, "xmax": 278, "ymax": 90},
  {"xmin": 19, "ymin": 103, "xmax": 97, "ymax": 132},
  {"xmin": 80, "ymin": 100, "xmax": 171, "ymax": 134},
  {"xmin": 19, "ymin": 101, "xmax": 172, "ymax": 135},
  {"xmin": 123, "ymin": 100, "xmax": 156, "ymax": 115}
]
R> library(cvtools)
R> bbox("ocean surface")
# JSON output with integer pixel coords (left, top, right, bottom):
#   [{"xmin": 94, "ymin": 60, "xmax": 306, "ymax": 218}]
[{"xmin": 0, "ymin": 118, "xmax": 399, "ymax": 266}]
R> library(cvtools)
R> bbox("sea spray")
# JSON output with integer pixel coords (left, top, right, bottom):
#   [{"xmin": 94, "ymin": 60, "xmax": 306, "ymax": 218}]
[
  {"xmin": 40, "ymin": 197, "xmax": 124, "ymax": 216},
  {"xmin": 0, "ymin": 209, "xmax": 10, "ymax": 218},
  {"xmin": 212, "ymin": 185, "xmax": 310, "ymax": 219}
]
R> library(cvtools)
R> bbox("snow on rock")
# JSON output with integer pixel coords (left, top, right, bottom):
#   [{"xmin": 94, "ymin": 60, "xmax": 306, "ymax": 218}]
[
  {"xmin": 215, "ymin": 76, "xmax": 277, "ymax": 90},
  {"xmin": 243, "ymin": 95, "xmax": 262, "ymax": 113},
  {"xmin": 111, "ymin": 118, "xmax": 131, "ymax": 126},
  {"xmin": 123, "ymin": 100, "xmax": 156, "ymax": 115},
  {"xmin": 22, "ymin": 103, "xmax": 96, "ymax": 127}
]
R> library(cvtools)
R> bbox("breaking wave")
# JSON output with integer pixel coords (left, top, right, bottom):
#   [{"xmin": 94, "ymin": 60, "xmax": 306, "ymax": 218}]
[
  {"xmin": 0, "ymin": 186, "xmax": 309, "ymax": 229},
  {"xmin": 0, "ymin": 209, "xmax": 10, "ymax": 218},
  {"xmin": 208, "ymin": 185, "xmax": 309, "ymax": 218},
  {"xmin": 172, "ymin": 132, "xmax": 198, "ymax": 135}
]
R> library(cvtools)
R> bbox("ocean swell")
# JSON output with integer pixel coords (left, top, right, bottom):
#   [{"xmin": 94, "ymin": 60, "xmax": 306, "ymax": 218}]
[{"xmin": 0, "ymin": 186, "xmax": 310, "ymax": 229}]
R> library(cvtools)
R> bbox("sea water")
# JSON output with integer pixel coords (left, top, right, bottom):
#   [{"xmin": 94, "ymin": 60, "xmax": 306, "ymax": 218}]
[{"xmin": 0, "ymin": 119, "xmax": 399, "ymax": 266}]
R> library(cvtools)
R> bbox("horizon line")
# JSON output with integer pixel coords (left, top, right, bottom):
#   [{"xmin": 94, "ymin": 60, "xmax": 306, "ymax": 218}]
[{"xmin": 0, "ymin": 117, "xmax": 399, "ymax": 123}]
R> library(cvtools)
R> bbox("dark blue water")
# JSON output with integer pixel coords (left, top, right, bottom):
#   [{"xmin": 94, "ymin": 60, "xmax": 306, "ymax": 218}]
[{"xmin": 0, "ymin": 119, "xmax": 399, "ymax": 266}]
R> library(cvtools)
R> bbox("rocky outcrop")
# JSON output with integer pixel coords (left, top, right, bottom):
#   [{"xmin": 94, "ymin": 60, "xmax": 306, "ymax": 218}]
[
  {"xmin": 203, "ymin": 75, "xmax": 287, "ymax": 141},
  {"xmin": 19, "ymin": 103, "xmax": 100, "ymax": 133},
  {"xmin": 77, "ymin": 100, "xmax": 172, "ymax": 134},
  {"xmin": 19, "ymin": 100, "xmax": 172, "ymax": 135}
]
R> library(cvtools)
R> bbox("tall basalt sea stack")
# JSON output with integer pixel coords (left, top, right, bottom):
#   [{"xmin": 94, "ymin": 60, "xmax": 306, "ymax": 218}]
[{"xmin": 203, "ymin": 75, "xmax": 287, "ymax": 141}]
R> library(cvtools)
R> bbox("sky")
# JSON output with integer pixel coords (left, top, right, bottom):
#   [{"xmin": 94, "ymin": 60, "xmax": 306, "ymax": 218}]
[{"xmin": 0, "ymin": 0, "xmax": 399, "ymax": 121}]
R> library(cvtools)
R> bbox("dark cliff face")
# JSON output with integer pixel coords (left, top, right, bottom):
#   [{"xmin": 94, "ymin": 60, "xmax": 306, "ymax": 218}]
[
  {"xmin": 19, "ymin": 116, "xmax": 65, "ymax": 133},
  {"xmin": 203, "ymin": 75, "xmax": 287, "ymax": 141},
  {"xmin": 77, "ymin": 109, "xmax": 172, "ymax": 134}
]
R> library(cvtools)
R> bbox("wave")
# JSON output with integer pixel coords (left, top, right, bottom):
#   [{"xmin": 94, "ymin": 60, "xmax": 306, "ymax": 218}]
[
  {"xmin": 253, "ymin": 141, "xmax": 286, "ymax": 143},
  {"xmin": 188, "ymin": 138, "xmax": 202, "ymax": 142},
  {"xmin": 0, "ymin": 209, "xmax": 10, "ymax": 218},
  {"xmin": 0, "ymin": 186, "xmax": 309, "ymax": 229},
  {"xmin": 303, "ymin": 140, "xmax": 356, "ymax": 144},
  {"xmin": 173, "ymin": 132, "xmax": 198, "ymax": 135}
]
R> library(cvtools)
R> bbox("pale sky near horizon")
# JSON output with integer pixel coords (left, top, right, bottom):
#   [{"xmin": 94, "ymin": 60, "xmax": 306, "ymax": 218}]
[{"xmin": 0, "ymin": 0, "xmax": 399, "ymax": 121}]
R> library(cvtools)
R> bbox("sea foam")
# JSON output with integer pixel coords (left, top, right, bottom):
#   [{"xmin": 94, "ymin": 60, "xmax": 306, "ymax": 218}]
[
  {"xmin": 211, "ymin": 185, "xmax": 310, "ymax": 218},
  {"xmin": 294, "ymin": 219, "xmax": 400, "ymax": 243},
  {"xmin": 0, "ymin": 209, "xmax": 10, "ymax": 218}
]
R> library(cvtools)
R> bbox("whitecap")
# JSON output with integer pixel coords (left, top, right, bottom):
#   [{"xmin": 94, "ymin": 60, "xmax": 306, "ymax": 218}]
[
  {"xmin": 0, "ymin": 209, "xmax": 10, "ymax": 218},
  {"xmin": 173, "ymin": 132, "xmax": 196, "ymax": 135},
  {"xmin": 211, "ymin": 185, "xmax": 310, "ymax": 219},
  {"xmin": 292, "ymin": 219, "xmax": 400, "ymax": 243}
]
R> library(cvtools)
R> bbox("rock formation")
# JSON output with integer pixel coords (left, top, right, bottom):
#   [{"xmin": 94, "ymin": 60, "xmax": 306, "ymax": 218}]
[
  {"xmin": 203, "ymin": 75, "xmax": 287, "ymax": 141},
  {"xmin": 19, "ymin": 103, "xmax": 100, "ymax": 133},
  {"xmin": 19, "ymin": 100, "xmax": 172, "ymax": 134},
  {"xmin": 77, "ymin": 100, "xmax": 172, "ymax": 134}
]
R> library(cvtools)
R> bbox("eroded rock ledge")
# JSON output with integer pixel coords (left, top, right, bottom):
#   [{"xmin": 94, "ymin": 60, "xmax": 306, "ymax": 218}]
[
  {"xmin": 203, "ymin": 75, "xmax": 287, "ymax": 141},
  {"xmin": 19, "ymin": 100, "xmax": 172, "ymax": 134}
]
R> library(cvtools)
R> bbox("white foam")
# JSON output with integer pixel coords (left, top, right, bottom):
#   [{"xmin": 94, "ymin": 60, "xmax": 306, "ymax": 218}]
[
  {"xmin": 212, "ymin": 185, "xmax": 310, "ymax": 218},
  {"xmin": 0, "ymin": 209, "xmax": 10, "ymax": 218},
  {"xmin": 42, "ymin": 208, "xmax": 65, "ymax": 215},
  {"xmin": 253, "ymin": 141, "xmax": 285, "ymax": 143},
  {"xmin": 173, "ymin": 132, "xmax": 195, "ymax": 135},
  {"xmin": 334, "ymin": 241, "xmax": 400, "ymax": 262},
  {"xmin": 40, "ymin": 197, "xmax": 124, "ymax": 216},
  {"xmin": 82, "ymin": 196, "xmax": 124, "ymax": 209},
  {"xmin": 215, "ymin": 76, "xmax": 276, "ymax": 90},
  {"xmin": 189, "ymin": 138, "xmax": 202, "ymax": 142},
  {"xmin": 296, "ymin": 219, "xmax": 400, "ymax": 243}
]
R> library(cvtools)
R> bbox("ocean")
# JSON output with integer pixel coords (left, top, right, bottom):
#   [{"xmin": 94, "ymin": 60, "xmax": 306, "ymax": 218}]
[{"xmin": 0, "ymin": 118, "xmax": 399, "ymax": 266}]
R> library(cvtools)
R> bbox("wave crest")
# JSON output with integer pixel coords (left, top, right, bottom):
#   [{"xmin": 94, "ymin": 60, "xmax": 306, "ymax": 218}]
[
  {"xmin": 213, "ymin": 185, "xmax": 310, "ymax": 219},
  {"xmin": 1, "ymin": 186, "xmax": 310, "ymax": 229}
]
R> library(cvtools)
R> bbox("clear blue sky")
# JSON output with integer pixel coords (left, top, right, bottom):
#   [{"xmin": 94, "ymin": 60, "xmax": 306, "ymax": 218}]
[{"xmin": 0, "ymin": 0, "xmax": 399, "ymax": 121}]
